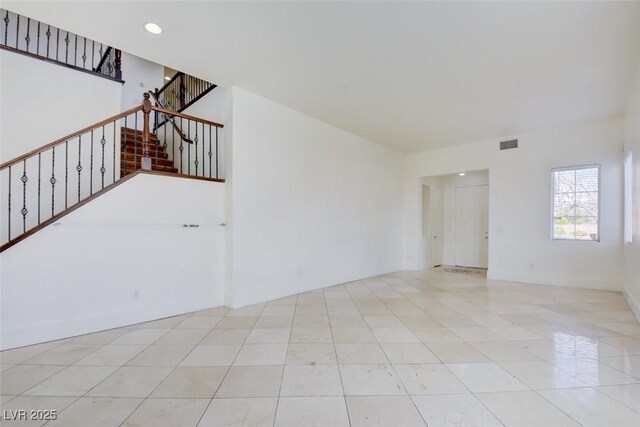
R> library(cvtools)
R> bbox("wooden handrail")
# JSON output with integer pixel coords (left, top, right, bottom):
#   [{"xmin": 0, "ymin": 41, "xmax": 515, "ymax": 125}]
[
  {"xmin": 147, "ymin": 91, "xmax": 193, "ymax": 144},
  {"xmin": 151, "ymin": 106, "xmax": 224, "ymax": 128},
  {"xmin": 155, "ymin": 71, "xmax": 184, "ymax": 96},
  {"xmin": 0, "ymin": 105, "xmax": 143, "ymax": 170}
]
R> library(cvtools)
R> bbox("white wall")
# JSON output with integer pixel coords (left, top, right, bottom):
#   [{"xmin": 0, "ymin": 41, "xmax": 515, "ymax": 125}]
[
  {"xmin": 228, "ymin": 87, "xmax": 404, "ymax": 307},
  {"xmin": 0, "ymin": 173, "xmax": 226, "ymax": 350},
  {"xmin": 405, "ymin": 117, "xmax": 624, "ymax": 291},
  {"xmin": 623, "ymin": 64, "xmax": 640, "ymax": 320},
  {"xmin": 120, "ymin": 52, "xmax": 164, "ymax": 111},
  {"xmin": 0, "ymin": 49, "xmax": 122, "ymax": 162}
]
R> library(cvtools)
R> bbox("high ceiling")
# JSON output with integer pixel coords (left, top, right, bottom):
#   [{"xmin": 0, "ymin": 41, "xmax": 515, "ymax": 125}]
[{"xmin": 6, "ymin": 1, "xmax": 640, "ymax": 153}]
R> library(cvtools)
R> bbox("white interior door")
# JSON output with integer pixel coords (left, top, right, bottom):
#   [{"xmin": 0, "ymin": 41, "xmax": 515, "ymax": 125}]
[
  {"xmin": 455, "ymin": 185, "xmax": 488, "ymax": 268},
  {"xmin": 431, "ymin": 187, "xmax": 444, "ymax": 266}
]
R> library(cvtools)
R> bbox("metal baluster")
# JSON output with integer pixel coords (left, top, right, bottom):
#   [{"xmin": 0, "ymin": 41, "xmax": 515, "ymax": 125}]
[
  {"xmin": 172, "ymin": 122, "xmax": 176, "ymax": 173},
  {"xmin": 82, "ymin": 37, "xmax": 87, "ymax": 68},
  {"xmin": 3, "ymin": 11, "xmax": 9, "ymax": 45},
  {"xmin": 64, "ymin": 31, "xmax": 69, "ymax": 63},
  {"xmin": 208, "ymin": 125, "xmax": 212, "ymax": 178},
  {"xmin": 123, "ymin": 116, "xmax": 128, "ymax": 176},
  {"xmin": 134, "ymin": 113, "xmax": 138, "ymax": 172},
  {"xmin": 90, "ymin": 130, "xmax": 94, "ymax": 195},
  {"xmin": 215, "ymin": 126, "xmax": 219, "ymax": 179},
  {"xmin": 15, "ymin": 13, "xmax": 19, "ymax": 49},
  {"xmin": 187, "ymin": 119, "xmax": 191, "ymax": 175},
  {"xmin": 77, "ymin": 136, "xmax": 82, "ymax": 202},
  {"xmin": 21, "ymin": 160, "xmax": 28, "ymax": 233},
  {"xmin": 8, "ymin": 166, "xmax": 11, "ymax": 241},
  {"xmin": 37, "ymin": 153, "xmax": 41, "ymax": 223},
  {"xmin": 194, "ymin": 121, "xmax": 199, "ymax": 176},
  {"xmin": 24, "ymin": 18, "xmax": 30, "ymax": 52},
  {"xmin": 100, "ymin": 126, "xmax": 106, "ymax": 187},
  {"xmin": 55, "ymin": 28, "xmax": 59, "ymax": 60},
  {"xmin": 112, "ymin": 121, "xmax": 116, "ymax": 181},
  {"xmin": 36, "ymin": 21, "xmax": 40, "ymax": 55},
  {"xmin": 179, "ymin": 118, "xmax": 183, "ymax": 174},
  {"xmin": 50, "ymin": 146, "xmax": 56, "ymax": 215},
  {"xmin": 74, "ymin": 34, "xmax": 77, "ymax": 66},
  {"xmin": 46, "ymin": 25, "xmax": 51, "ymax": 57},
  {"xmin": 64, "ymin": 140, "xmax": 68, "ymax": 209},
  {"xmin": 202, "ymin": 122, "xmax": 205, "ymax": 177}
]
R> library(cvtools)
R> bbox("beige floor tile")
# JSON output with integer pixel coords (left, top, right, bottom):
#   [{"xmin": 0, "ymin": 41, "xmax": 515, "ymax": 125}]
[
  {"xmin": 0, "ymin": 364, "xmax": 66, "ymax": 395},
  {"xmin": 110, "ymin": 329, "xmax": 170, "ymax": 345},
  {"xmin": 478, "ymin": 390, "xmax": 580, "ymax": 426},
  {"xmin": 216, "ymin": 317, "xmax": 259, "ymax": 329},
  {"xmin": 245, "ymin": 328, "xmax": 291, "ymax": 344},
  {"xmin": 426, "ymin": 343, "xmax": 491, "ymax": 363},
  {"xmin": 280, "ymin": 365, "xmax": 343, "ymax": 396},
  {"xmin": 0, "ymin": 342, "xmax": 61, "ymax": 364},
  {"xmin": 201, "ymin": 329, "xmax": 251, "ymax": 345},
  {"xmin": 198, "ymin": 397, "xmax": 277, "ymax": 427},
  {"xmin": 286, "ymin": 343, "xmax": 337, "ymax": 365},
  {"xmin": 216, "ymin": 366, "xmax": 283, "ymax": 398},
  {"xmin": 126, "ymin": 344, "xmax": 195, "ymax": 367},
  {"xmin": 332, "ymin": 328, "xmax": 376, "ymax": 343},
  {"xmin": 499, "ymin": 360, "xmax": 587, "ymax": 389},
  {"xmin": 151, "ymin": 366, "xmax": 227, "ymax": 398},
  {"xmin": 470, "ymin": 341, "xmax": 540, "ymax": 362},
  {"xmin": 412, "ymin": 394, "xmax": 503, "ymax": 427},
  {"xmin": 340, "ymin": 364, "xmax": 406, "ymax": 396},
  {"xmin": 372, "ymin": 328, "xmax": 420, "ymax": 343},
  {"xmin": 539, "ymin": 387, "xmax": 640, "ymax": 427},
  {"xmin": 24, "ymin": 366, "xmax": 118, "ymax": 396},
  {"xmin": 274, "ymin": 397, "xmax": 349, "ymax": 427},
  {"xmin": 180, "ymin": 345, "xmax": 242, "ymax": 367},
  {"xmin": 155, "ymin": 328, "xmax": 211, "ymax": 345},
  {"xmin": 335, "ymin": 343, "xmax": 389, "ymax": 364},
  {"xmin": 74, "ymin": 344, "xmax": 147, "ymax": 366},
  {"xmin": 47, "ymin": 397, "xmax": 141, "ymax": 427},
  {"xmin": 596, "ymin": 383, "xmax": 640, "ymax": 413},
  {"xmin": 600, "ymin": 355, "xmax": 640, "ymax": 377},
  {"xmin": 121, "ymin": 398, "xmax": 209, "ymax": 427},
  {"xmin": 233, "ymin": 344, "xmax": 288, "ymax": 366},
  {"xmin": 177, "ymin": 316, "xmax": 222, "ymax": 329},
  {"xmin": 394, "ymin": 363, "xmax": 468, "ymax": 395},
  {"xmin": 446, "ymin": 362, "xmax": 529, "ymax": 393},
  {"xmin": 412, "ymin": 328, "xmax": 463, "ymax": 343},
  {"xmin": 347, "ymin": 396, "xmax": 427, "ymax": 427},
  {"xmin": 86, "ymin": 366, "xmax": 172, "ymax": 398},
  {"xmin": 380, "ymin": 343, "xmax": 439, "ymax": 364},
  {"xmin": 289, "ymin": 327, "xmax": 333, "ymax": 343},
  {"xmin": 253, "ymin": 316, "xmax": 294, "ymax": 329},
  {"xmin": 67, "ymin": 328, "xmax": 130, "ymax": 345},
  {"xmin": 25, "ymin": 344, "xmax": 101, "ymax": 365},
  {"xmin": 449, "ymin": 327, "xmax": 505, "ymax": 342},
  {"xmin": 363, "ymin": 315, "xmax": 405, "ymax": 328}
]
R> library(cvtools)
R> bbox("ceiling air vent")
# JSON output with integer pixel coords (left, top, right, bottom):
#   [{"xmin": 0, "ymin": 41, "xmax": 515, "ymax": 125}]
[{"xmin": 500, "ymin": 139, "xmax": 518, "ymax": 150}]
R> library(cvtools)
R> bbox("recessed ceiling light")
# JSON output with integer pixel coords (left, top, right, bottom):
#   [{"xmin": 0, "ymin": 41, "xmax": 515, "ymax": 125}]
[
  {"xmin": 459, "ymin": 172, "xmax": 466, "ymax": 176},
  {"xmin": 164, "ymin": 76, "xmax": 171, "ymax": 81},
  {"xmin": 144, "ymin": 23, "xmax": 163, "ymax": 35}
]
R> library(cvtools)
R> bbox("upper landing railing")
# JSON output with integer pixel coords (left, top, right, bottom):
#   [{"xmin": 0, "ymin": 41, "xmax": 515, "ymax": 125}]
[{"xmin": 0, "ymin": 8, "xmax": 122, "ymax": 81}]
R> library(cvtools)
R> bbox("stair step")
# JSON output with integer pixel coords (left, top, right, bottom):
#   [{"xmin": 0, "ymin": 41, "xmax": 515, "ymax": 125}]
[
  {"xmin": 122, "ymin": 154, "xmax": 173, "ymax": 167},
  {"xmin": 121, "ymin": 145, "xmax": 168, "ymax": 157},
  {"xmin": 122, "ymin": 151, "xmax": 169, "ymax": 161},
  {"xmin": 122, "ymin": 160, "xmax": 178, "ymax": 174}
]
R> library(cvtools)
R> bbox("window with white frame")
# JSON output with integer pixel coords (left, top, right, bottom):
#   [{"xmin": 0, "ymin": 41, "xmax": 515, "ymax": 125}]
[
  {"xmin": 625, "ymin": 151, "xmax": 634, "ymax": 243},
  {"xmin": 552, "ymin": 165, "xmax": 600, "ymax": 241}
]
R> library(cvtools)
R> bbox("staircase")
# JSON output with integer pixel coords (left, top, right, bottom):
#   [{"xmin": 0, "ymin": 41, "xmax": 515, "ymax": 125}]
[
  {"xmin": 0, "ymin": 93, "xmax": 224, "ymax": 252},
  {"xmin": 120, "ymin": 127, "xmax": 178, "ymax": 175}
]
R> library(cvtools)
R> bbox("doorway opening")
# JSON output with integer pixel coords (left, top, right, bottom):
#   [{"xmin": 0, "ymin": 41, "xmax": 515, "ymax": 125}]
[{"xmin": 420, "ymin": 169, "xmax": 489, "ymax": 270}]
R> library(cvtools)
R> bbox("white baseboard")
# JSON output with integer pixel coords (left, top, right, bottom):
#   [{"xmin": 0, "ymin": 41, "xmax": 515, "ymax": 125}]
[
  {"xmin": 1, "ymin": 294, "xmax": 224, "ymax": 351},
  {"xmin": 624, "ymin": 288, "xmax": 640, "ymax": 324}
]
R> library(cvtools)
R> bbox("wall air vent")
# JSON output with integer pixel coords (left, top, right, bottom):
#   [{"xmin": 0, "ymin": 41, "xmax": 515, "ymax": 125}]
[{"xmin": 500, "ymin": 139, "xmax": 518, "ymax": 150}]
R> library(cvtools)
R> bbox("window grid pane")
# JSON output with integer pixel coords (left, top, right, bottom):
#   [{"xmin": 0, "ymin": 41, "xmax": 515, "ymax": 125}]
[{"xmin": 552, "ymin": 166, "xmax": 599, "ymax": 241}]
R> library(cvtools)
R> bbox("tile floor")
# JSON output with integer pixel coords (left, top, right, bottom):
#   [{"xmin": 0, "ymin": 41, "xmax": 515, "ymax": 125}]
[{"xmin": 2, "ymin": 268, "xmax": 640, "ymax": 426}]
